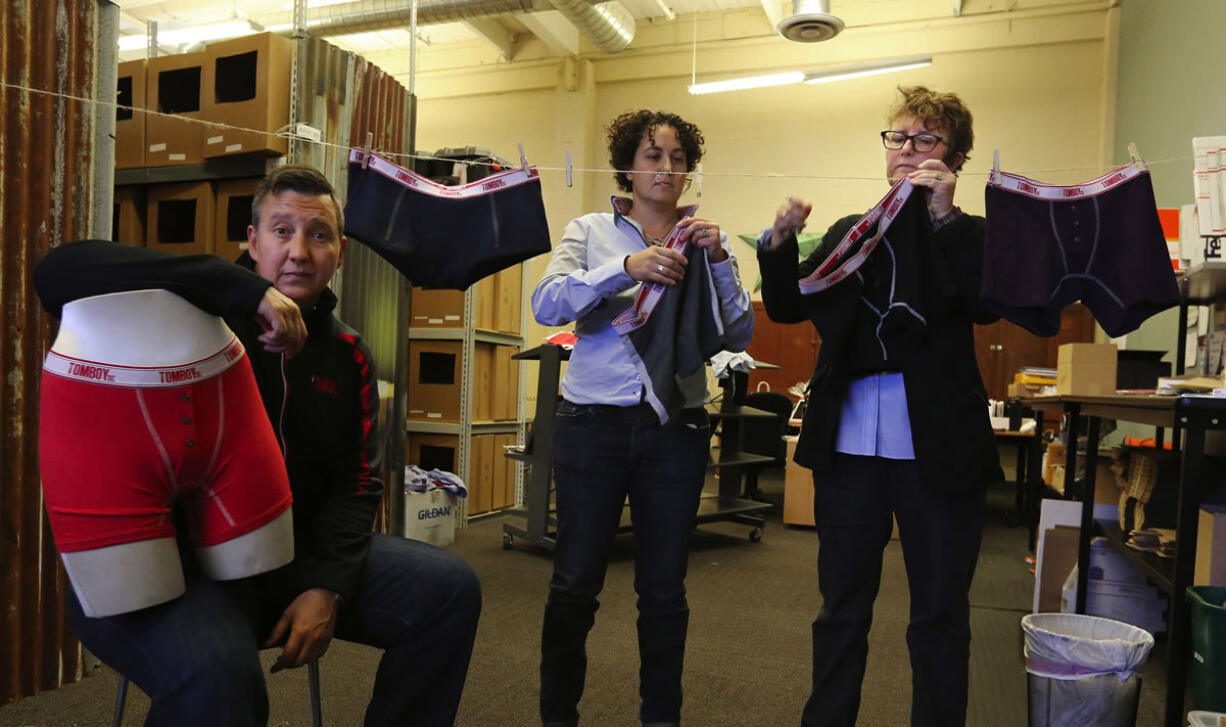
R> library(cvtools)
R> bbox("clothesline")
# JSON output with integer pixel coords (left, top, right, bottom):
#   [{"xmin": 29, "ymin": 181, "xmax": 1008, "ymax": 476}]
[{"xmin": 2, "ymin": 78, "xmax": 1197, "ymax": 184}]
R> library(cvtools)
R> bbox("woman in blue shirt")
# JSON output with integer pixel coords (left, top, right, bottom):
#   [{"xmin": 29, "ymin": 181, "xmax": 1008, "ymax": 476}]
[{"xmin": 532, "ymin": 110, "xmax": 754, "ymax": 727}]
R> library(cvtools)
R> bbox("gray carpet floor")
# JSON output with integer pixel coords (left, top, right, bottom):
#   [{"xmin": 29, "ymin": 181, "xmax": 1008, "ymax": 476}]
[{"xmin": 0, "ymin": 470, "xmax": 1176, "ymax": 726}]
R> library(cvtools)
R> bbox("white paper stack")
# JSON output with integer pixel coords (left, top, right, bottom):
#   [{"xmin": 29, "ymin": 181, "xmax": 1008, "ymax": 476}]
[{"xmin": 1192, "ymin": 136, "xmax": 1226, "ymax": 236}]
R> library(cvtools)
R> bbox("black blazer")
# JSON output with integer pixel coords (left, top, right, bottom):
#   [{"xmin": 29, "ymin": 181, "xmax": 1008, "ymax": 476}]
[{"xmin": 758, "ymin": 211, "xmax": 1003, "ymax": 494}]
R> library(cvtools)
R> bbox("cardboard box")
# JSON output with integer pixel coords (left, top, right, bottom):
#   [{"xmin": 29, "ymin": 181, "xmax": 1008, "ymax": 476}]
[
  {"xmin": 410, "ymin": 287, "xmax": 464, "ymax": 328},
  {"xmin": 115, "ymin": 59, "xmax": 146, "ymax": 169},
  {"xmin": 1046, "ymin": 453, "xmax": 1120, "ymax": 505},
  {"xmin": 492, "ymin": 345, "xmax": 520, "ymax": 421},
  {"xmin": 493, "ymin": 433, "xmax": 516, "ymax": 510},
  {"xmin": 474, "ymin": 274, "xmax": 497, "ymax": 330},
  {"xmin": 782, "ymin": 436, "xmax": 813, "ymax": 526},
  {"xmin": 406, "ymin": 433, "xmax": 458, "ymax": 474},
  {"xmin": 472, "ymin": 343, "xmax": 494, "ymax": 422},
  {"xmin": 407, "ymin": 341, "xmax": 462, "ymax": 421},
  {"xmin": 1196, "ymin": 505, "xmax": 1226, "ymax": 587},
  {"xmin": 1037, "ymin": 525, "xmax": 1082, "ymax": 613},
  {"xmin": 112, "ymin": 186, "xmax": 145, "ymax": 246},
  {"xmin": 469, "ymin": 434, "xmax": 496, "ymax": 515},
  {"xmin": 146, "ymin": 52, "xmax": 206, "ymax": 166},
  {"xmin": 213, "ymin": 177, "xmax": 260, "ymax": 262},
  {"xmin": 1057, "ymin": 343, "xmax": 1118, "ymax": 396},
  {"xmin": 495, "ymin": 266, "xmax": 523, "ymax": 334},
  {"xmin": 146, "ymin": 181, "xmax": 214, "ymax": 255},
  {"xmin": 403, "ymin": 488, "xmax": 456, "ymax": 546},
  {"xmin": 202, "ymin": 32, "xmax": 291, "ymax": 158}
]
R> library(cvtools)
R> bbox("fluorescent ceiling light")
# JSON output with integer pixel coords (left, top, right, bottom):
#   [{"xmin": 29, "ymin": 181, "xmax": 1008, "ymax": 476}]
[
  {"xmin": 688, "ymin": 55, "xmax": 933, "ymax": 95},
  {"xmin": 804, "ymin": 55, "xmax": 932, "ymax": 84},
  {"xmin": 688, "ymin": 71, "xmax": 806, "ymax": 95},
  {"xmin": 117, "ymin": 19, "xmax": 260, "ymax": 51}
]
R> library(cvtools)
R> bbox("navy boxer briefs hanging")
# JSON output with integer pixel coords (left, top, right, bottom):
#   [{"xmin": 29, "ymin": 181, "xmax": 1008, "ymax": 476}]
[
  {"xmin": 982, "ymin": 163, "xmax": 1180, "ymax": 337},
  {"xmin": 343, "ymin": 149, "xmax": 552, "ymax": 290}
]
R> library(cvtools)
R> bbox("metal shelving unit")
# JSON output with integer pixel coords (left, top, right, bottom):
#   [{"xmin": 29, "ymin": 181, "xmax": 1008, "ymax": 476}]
[{"xmin": 501, "ymin": 344, "xmax": 774, "ymax": 552}]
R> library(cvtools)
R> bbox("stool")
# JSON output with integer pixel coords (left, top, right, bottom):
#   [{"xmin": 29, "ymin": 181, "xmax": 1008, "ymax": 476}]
[{"xmin": 111, "ymin": 659, "xmax": 323, "ymax": 727}]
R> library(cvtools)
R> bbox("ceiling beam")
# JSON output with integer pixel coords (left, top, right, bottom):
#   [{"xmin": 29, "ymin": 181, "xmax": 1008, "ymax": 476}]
[
  {"xmin": 518, "ymin": 10, "xmax": 581, "ymax": 57},
  {"xmin": 466, "ymin": 18, "xmax": 515, "ymax": 61},
  {"xmin": 760, "ymin": 0, "xmax": 784, "ymax": 30}
]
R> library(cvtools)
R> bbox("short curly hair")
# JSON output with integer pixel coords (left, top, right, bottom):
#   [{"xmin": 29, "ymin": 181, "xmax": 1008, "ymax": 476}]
[
  {"xmin": 888, "ymin": 85, "xmax": 974, "ymax": 172},
  {"xmin": 606, "ymin": 110, "xmax": 705, "ymax": 193}
]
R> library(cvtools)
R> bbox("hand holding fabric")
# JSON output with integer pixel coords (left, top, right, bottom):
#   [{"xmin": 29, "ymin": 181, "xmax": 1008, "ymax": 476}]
[
  {"xmin": 907, "ymin": 159, "xmax": 958, "ymax": 220},
  {"xmin": 677, "ymin": 217, "xmax": 728, "ymax": 262},
  {"xmin": 625, "ymin": 246, "xmax": 688, "ymax": 286}
]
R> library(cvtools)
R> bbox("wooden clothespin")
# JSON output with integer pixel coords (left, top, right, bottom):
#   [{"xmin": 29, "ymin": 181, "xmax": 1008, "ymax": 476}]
[
  {"xmin": 991, "ymin": 150, "xmax": 1001, "ymax": 182},
  {"xmin": 1128, "ymin": 142, "xmax": 1147, "ymax": 171},
  {"xmin": 695, "ymin": 162, "xmax": 704, "ymax": 198},
  {"xmin": 517, "ymin": 141, "xmax": 529, "ymax": 171},
  {"xmin": 453, "ymin": 161, "xmax": 467, "ymax": 185},
  {"xmin": 361, "ymin": 132, "xmax": 373, "ymax": 169},
  {"xmin": 565, "ymin": 150, "xmax": 573, "ymax": 188}
]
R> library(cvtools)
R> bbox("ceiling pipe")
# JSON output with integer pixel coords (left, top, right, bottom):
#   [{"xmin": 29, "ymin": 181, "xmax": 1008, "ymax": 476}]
[
  {"xmin": 298, "ymin": 0, "xmax": 635, "ymax": 54},
  {"xmin": 547, "ymin": 0, "xmax": 634, "ymax": 53}
]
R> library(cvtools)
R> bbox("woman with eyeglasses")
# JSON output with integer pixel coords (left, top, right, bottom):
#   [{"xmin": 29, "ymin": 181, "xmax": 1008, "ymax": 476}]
[{"xmin": 757, "ymin": 86, "xmax": 1001, "ymax": 727}]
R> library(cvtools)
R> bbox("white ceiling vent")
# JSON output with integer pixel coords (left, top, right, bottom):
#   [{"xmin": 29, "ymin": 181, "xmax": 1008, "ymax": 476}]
[{"xmin": 776, "ymin": 0, "xmax": 844, "ymax": 43}]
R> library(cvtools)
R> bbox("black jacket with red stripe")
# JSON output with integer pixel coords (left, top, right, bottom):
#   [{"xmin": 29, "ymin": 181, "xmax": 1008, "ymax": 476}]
[
  {"xmin": 228, "ymin": 257, "xmax": 382, "ymax": 605},
  {"xmin": 35, "ymin": 240, "xmax": 383, "ymax": 604}
]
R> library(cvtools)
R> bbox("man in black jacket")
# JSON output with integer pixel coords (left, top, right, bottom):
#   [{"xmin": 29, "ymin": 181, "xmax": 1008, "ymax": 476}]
[
  {"xmin": 52, "ymin": 166, "xmax": 481, "ymax": 727},
  {"xmin": 758, "ymin": 87, "xmax": 1001, "ymax": 727}
]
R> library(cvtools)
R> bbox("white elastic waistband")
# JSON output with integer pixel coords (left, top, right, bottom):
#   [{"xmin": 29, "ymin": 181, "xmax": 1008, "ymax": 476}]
[
  {"xmin": 45, "ymin": 337, "xmax": 245, "ymax": 388},
  {"xmin": 987, "ymin": 163, "xmax": 1146, "ymax": 200},
  {"xmin": 797, "ymin": 178, "xmax": 915, "ymax": 295},
  {"xmin": 348, "ymin": 148, "xmax": 541, "ymax": 198},
  {"xmin": 613, "ymin": 213, "xmax": 694, "ymax": 335}
]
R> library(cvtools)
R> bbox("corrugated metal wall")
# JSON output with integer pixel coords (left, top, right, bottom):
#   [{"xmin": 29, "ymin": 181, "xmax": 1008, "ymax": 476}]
[
  {"xmin": 335, "ymin": 56, "xmax": 415, "ymax": 536},
  {"xmin": 1, "ymin": 0, "xmax": 106, "ymax": 705},
  {"xmin": 292, "ymin": 37, "xmax": 415, "ymax": 535}
]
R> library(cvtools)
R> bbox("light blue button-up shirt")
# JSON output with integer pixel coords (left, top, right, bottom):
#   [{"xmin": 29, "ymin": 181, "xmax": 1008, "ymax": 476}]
[
  {"xmin": 753, "ymin": 225, "xmax": 915, "ymax": 459},
  {"xmin": 532, "ymin": 196, "xmax": 754, "ymax": 420},
  {"xmin": 834, "ymin": 372, "xmax": 916, "ymax": 459}
]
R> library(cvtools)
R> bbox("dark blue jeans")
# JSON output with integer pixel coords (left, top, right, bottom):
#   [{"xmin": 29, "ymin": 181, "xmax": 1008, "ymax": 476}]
[
  {"xmin": 801, "ymin": 454, "xmax": 985, "ymax": 727},
  {"xmin": 66, "ymin": 533, "xmax": 481, "ymax": 727},
  {"xmin": 540, "ymin": 402, "xmax": 710, "ymax": 725}
]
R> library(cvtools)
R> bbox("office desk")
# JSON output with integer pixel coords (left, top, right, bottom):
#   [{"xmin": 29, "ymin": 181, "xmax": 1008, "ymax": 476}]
[{"xmin": 1020, "ymin": 394, "xmax": 1226, "ymax": 727}]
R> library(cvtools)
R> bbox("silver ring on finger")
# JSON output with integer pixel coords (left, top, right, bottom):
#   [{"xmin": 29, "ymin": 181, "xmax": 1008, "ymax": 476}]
[
  {"xmin": 657, "ymin": 264, "xmax": 664, "ymax": 273},
  {"xmin": 936, "ymin": 173, "xmax": 944, "ymax": 181}
]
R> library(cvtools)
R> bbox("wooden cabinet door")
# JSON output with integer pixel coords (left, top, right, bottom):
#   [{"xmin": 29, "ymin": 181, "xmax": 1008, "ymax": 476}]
[
  {"xmin": 745, "ymin": 301, "xmax": 819, "ymax": 397},
  {"xmin": 973, "ymin": 303, "xmax": 1096, "ymax": 399}
]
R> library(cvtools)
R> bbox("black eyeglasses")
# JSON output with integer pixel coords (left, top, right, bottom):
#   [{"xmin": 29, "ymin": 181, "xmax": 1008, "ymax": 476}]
[{"xmin": 880, "ymin": 130, "xmax": 944, "ymax": 152}]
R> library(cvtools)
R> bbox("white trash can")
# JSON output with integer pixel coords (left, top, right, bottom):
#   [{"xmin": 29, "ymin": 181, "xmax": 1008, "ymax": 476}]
[{"xmin": 1021, "ymin": 613, "xmax": 1155, "ymax": 727}]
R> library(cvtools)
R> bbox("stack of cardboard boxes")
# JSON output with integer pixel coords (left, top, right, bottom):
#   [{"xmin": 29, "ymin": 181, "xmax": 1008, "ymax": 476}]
[
  {"xmin": 405, "ymin": 268, "xmax": 524, "ymax": 518},
  {"xmin": 114, "ymin": 33, "xmax": 289, "ymax": 259}
]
